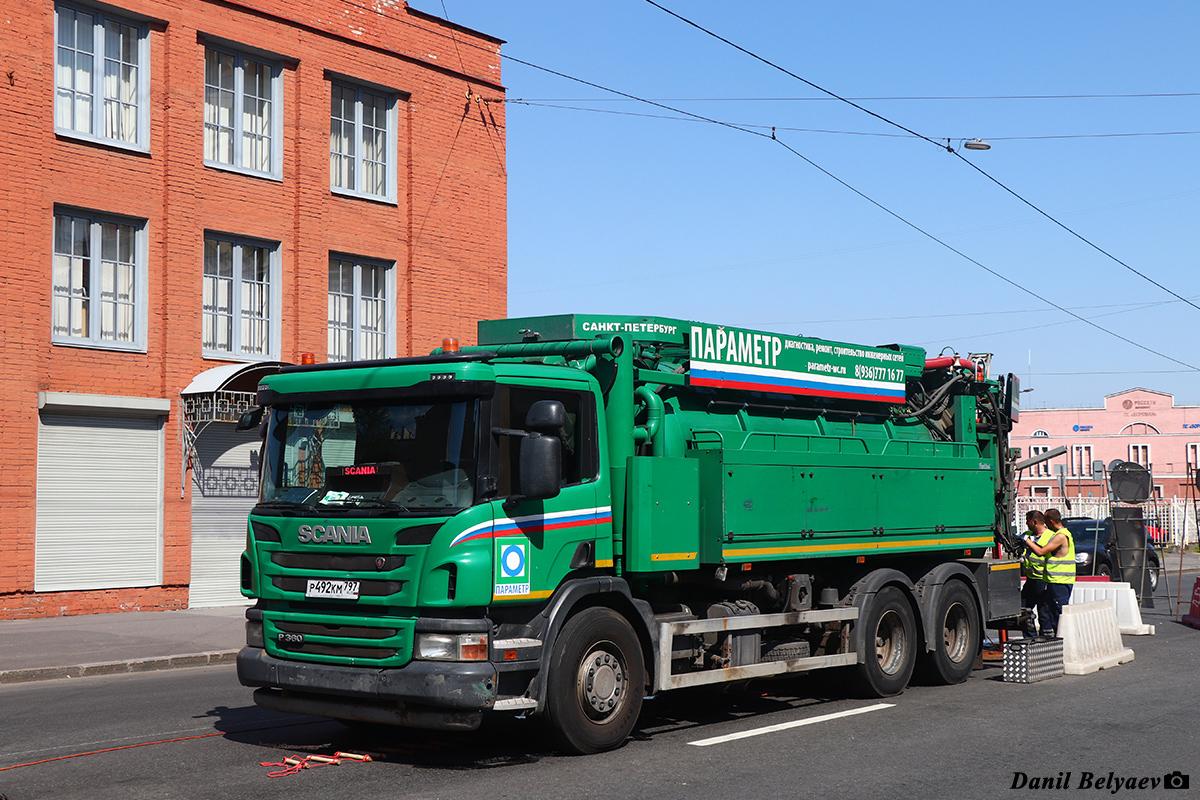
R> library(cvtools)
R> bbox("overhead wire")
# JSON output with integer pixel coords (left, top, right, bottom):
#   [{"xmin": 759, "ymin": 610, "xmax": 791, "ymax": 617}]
[
  {"xmin": 642, "ymin": 0, "xmax": 1200, "ymax": 316},
  {"xmin": 759, "ymin": 294, "xmax": 1199, "ymax": 327},
  {"xmin": 509, "ymin": 92, "xmax": 1200, "ymax": 102},
  {"xmin": 510, "ymin": 100, "xmax": 1200, "ymax": 140},
  {"xmin": 511, "ymin": 190, "xmax": 1199, "ymax": 298},
  {"xmin": 341, "ymin": 0, "xmax": 1199, "ymax": 370},
  {"xmin": 761, "ymin": 134, "xmax": 1199, "ymax": 370}
]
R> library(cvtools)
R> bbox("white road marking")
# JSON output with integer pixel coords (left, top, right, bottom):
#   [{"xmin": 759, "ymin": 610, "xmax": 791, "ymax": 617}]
[{"xmin": 687, "ymin": 702, "xmax": 895, "ymax": 746}]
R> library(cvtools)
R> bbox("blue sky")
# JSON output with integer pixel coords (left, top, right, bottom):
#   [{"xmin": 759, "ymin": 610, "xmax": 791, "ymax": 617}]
[{"xmin": 411, "ymin": 1, "xmax": 1199, "ymax": 409}]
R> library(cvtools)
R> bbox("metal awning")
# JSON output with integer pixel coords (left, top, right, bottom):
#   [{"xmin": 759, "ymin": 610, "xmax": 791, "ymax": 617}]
[
  {"xmin": 179, "ymin": 361, "xmax": 289, "ymax": 498},
  {"xmin": 181, "ymin": 361, "xmax": 289, "ymax": 424},
  {"xmin": 182, "ymin": 361, "xmax": 290, "ymax": 396}
]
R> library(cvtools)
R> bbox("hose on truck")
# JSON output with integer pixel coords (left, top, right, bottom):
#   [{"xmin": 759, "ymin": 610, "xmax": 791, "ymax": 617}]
[{"xmin": 895, "ymin": 373, "xmax": 966, "ymax": 421}]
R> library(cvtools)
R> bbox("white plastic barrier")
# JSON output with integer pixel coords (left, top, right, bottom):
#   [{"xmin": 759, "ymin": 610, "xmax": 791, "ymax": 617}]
[
  {"xmin": 1069, "ymin": 582, "xmax": 1155, "ymax": 635},
  {"xmin": 1058, "ymin": 600, "xmax": 1135, "ymax": 675}
]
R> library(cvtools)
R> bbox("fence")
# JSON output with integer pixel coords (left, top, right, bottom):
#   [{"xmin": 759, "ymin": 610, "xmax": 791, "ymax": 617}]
[{"xmin": 1013, "ymin": 496, "xmax": 1200, "ymax": 547}]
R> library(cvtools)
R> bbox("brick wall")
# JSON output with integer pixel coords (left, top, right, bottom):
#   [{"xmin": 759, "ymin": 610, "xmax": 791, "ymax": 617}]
[{"xmin": 0, "ymin": 0, "xmax": 506, "ymax": 618}]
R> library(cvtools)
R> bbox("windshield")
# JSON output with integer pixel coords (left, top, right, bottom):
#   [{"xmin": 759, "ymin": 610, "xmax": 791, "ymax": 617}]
[{"xmin": 260, "ymin": 399, "xmax": 478, "ymax": 512}]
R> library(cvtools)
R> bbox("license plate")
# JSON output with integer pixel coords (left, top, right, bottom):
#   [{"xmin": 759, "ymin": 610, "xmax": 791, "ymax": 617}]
[{"xmin": 305, "ymin": 579, "xmax": 360, "ymax": 600}]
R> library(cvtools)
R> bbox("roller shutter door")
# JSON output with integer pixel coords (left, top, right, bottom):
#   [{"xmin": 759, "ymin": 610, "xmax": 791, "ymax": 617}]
[
  {"xmin": 35, "ymin": 412, "xmax": 164, "ymax": 591},
  {"xmin": 189, "ymin": 423, "xmax": 258, "ymax": 607}
]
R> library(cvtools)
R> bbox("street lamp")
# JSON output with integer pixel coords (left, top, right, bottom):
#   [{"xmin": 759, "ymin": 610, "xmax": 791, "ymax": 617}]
[{"xmin": 963, "ymin": 138, "xmax": 991, "ymax": 151}]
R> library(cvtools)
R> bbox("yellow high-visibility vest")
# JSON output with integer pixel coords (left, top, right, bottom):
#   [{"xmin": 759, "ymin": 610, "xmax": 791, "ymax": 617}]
[
  {"xmin": 1043, "ymin": 527, "xmax": 1077, "ymax": 585},
  {"xmin": 1021, "ymin": 530, "xmax": 1049, "ymax": 581}
]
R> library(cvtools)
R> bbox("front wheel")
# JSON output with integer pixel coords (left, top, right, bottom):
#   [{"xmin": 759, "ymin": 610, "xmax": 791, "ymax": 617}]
[
  {"xmin": 919, "ymin": 581, "xmax": 981, "ymax": 685},
  {"xmin": 854, "ymin": 586, "xmax": 917, "ymax": 697},
  {"xmin": 544, "ymin": 607, "xmax": 645, "ymax": 754}
]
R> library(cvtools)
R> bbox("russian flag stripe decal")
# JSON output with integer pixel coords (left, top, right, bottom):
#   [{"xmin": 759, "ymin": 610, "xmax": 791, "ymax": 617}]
[{"xmin": 450, "ymin": 507, "xmax": 613, "ymax": 548}]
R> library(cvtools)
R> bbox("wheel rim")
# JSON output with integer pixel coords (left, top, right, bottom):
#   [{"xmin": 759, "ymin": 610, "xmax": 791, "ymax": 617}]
[
  {"xmin": 942, "ymin": 601, "xmax": 970, "ymax": 664},
  {"xmin": 576, "ymin": 644, "xmax": 626, "ymax": 723},
  {"xmin": 874, "ymin": 609, "xmax": 907, "ymax": 675}
]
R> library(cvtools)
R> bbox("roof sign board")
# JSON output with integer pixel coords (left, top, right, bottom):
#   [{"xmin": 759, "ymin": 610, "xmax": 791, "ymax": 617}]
[
  {"xmin": 687, "ymin": 321, "xmax": 906, "ymax": 404},
  {"xmin": 480, "ymin": 314, "xmax": 914, "ymax": 405}
]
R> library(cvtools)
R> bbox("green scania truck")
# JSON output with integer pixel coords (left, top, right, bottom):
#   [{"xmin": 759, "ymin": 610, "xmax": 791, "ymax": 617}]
[{"xmin": 236, "ymin": 314, "xmax": 1023, "ymax": 753}]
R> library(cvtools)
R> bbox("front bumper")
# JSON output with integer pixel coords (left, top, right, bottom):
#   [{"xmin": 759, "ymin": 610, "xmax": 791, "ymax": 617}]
[{"xmin": 237, "ymin": 646, "xmax": 497, "ymax": 710}]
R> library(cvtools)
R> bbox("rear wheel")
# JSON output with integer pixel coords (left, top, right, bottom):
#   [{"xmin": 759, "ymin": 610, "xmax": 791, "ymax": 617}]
[
  {"xmin": 545, "ymin": 607, "xmax": 644, "ymax": 754},
  {"xmin": 920, "ymin": 581, "xmax": 980, "ymax": 685},
  {"xmin": 854, "ymin": 586, "xmax": 917, "ymax": 697},
  {"xmin": 1147, "ymin": 555, "xmax": 1160, "ymax": 592}
]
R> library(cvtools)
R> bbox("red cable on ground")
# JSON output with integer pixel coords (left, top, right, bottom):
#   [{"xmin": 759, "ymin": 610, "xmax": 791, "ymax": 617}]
[
  {"xmin": 0, "ymin": 732, "xmax": 224, "ymax": 771},
  {"xmin": 0, "ymin": 719, "xmax": 329, "ymax": 772}
]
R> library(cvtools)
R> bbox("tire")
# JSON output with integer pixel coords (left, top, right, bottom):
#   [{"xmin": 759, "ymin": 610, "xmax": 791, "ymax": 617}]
[
  {"xmin": 544, "ymin": 607, "xmax": 645, "ymax": 755},
  {"xmin": 854, "ymin": 586, "xmax": 917, "ymax": 697},
  {"xmin": 1147, "ymin": 556, "xmax": 1160, "ymax": 592},
  {"xmin": 919, "ymin": 581, "xmax": 981, "ymax": 685},
  {"xmin": 1097, "ymin": 562, "xmax": 1112, "ymax": 578}
]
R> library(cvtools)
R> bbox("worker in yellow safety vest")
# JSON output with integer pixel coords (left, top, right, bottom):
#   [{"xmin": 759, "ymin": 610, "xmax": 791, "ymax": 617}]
[
  {"xmin": 1020, "ymin": 510, "xmax": 1052, "ymax": 637},
  {"xmin": 1025, "ymin": 507, "xmax": 1075, "ymax": 636},
  {"xmin": 1020, "ymin": 510, "xmax": 1047, "ymax": 636}
]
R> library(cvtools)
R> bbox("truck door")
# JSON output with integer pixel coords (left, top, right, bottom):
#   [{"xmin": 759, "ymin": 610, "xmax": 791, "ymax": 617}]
[{"xmin": 490, "ymin": 385, "xmax": 602, "ymax": 602}]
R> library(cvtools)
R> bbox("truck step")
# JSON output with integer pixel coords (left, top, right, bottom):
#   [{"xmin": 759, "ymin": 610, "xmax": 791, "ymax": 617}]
[
  {"xmin": 493, "ymin": 697, "xmax": 538, "ymax": 711},
  {"xmin": 492, "ymin": 637, "xmax": 543, "ymax": 649}
]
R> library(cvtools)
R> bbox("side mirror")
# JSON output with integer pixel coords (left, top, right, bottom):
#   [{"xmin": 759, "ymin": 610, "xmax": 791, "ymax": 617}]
[
  {"xmin": 236, "ymin": 406, "xmax": 264, "ymax": 432},
  {"xmin": 519, "ymin": 432, "xmax": 561, "ymax": 500},
  {"xmin": 526, "ymin": 400, "xmax": 565, "ymax": 434}
]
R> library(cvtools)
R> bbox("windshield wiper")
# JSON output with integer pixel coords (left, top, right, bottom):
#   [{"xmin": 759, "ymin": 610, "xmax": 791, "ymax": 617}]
[
  {"xmin": 350, "ymin": 498, "xmax": 411, "ymax": 512},
  {"xmin": 257, "ymin": 500, "xmax": 319, "ymax": 511}
]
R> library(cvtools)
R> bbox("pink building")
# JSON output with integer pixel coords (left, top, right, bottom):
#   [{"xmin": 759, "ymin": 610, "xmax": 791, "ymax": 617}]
[{"xmin": 1011, "ymin": 388, "xmax": 1200, "ymax": 500}]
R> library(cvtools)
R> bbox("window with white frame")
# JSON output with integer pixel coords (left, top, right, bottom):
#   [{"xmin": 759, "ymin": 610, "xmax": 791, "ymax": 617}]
[
  {"xmin": 328, "ymin": 256, "xmax": 395, "ymax": 362},
  {"xmin": 1031, "ymin": 445, "xmax": 1051, "ymax": 477},
  {"xmin": 52, "ymin": 209, "xmax": 147, "ymax": 350},
  {"xmin": 1031, "ymin": 430, "xmax": 1049, "ymax": 437},
  {"xmin": 204, "ymin": 46, "xmax": 282, "ymax": 178},
  {"xmin": 54, "ymin": 3, "xmax": 149, "ymax": 149},
  {"xmin": 202, "ymin": 235, "xmax": 280, "ymax": 359},
  {"xmin": 1072, "ymin": 444, "xmax": 1093, "ymax": 478},
  {"xmin": 1129, "ymin": 443, "xmax": 1150, "ymax": 469},
  {"xmin": 330, "ymin": 81, "xmax": 397, "ymax": 201}
]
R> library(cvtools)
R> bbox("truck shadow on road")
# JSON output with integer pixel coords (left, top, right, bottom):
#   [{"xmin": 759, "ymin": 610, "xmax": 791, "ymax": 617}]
[
  {"xmin": 631, "ymin": 678, "xmax": 849, "ymax": 742},
  {"xmin": 198, "ymin": 677, "xmax": 853, "ymax": 768},
  {"xmin": 202, "ymin": 703, "xmax": 550, "ymax": 769}
]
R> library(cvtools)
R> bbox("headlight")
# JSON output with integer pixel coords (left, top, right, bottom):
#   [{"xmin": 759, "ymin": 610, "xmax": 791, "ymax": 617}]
[
  {"xmin": 414, "ymin": 632, "xmax": 488, "ymax": 661},
  {"xmin": 245, "ymin": 620, "xmax": 265, "ymax": 648},
  {"xmin": 1075, "ymin": 552, "xmax": 1089, "ymax": 564}
]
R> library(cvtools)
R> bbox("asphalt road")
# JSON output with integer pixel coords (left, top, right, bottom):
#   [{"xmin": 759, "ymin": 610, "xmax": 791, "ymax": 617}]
[{"xmin": 1, "ymin": 586, "xmax": 1196, "ymax": 800}]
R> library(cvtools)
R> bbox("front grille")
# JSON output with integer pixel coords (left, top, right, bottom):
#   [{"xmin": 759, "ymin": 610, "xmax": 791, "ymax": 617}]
[
  {"xmin": 276, "ymin": 621, "xmax": 398, "ymax": 640},
  {"xmin": 271, "ymin": 576, "xmax": 406, "ymax": 596},
  {"xmin": 271, "ymin": 553, "xmax": 406, "ymax": 571},
  {"xmin": 274, "ymin": 639, "xmax": 398, "ymax": 659}
]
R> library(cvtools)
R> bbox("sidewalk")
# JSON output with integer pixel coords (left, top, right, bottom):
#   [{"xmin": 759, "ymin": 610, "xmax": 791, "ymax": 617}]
[{"xmin": 0, "ymin": 605, "xmax": 248, "ymax": 685}]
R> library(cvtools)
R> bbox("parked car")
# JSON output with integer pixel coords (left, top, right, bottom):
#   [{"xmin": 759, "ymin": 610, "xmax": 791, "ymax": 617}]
[{"xmin": 1063, "ymin": 517, "xmax": 1162, "ymax": 591}]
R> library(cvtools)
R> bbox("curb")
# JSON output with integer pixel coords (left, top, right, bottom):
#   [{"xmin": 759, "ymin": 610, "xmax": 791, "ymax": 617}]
[{"xmin": 0, "ymin": 650, "xmax": 240, "ymax": 685}]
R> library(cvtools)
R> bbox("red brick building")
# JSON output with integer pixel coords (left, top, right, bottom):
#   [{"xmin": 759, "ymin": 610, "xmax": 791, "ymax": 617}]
[{"xmin": 0, "ymin": 0, "xmax": 506, "ymax": 618}]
